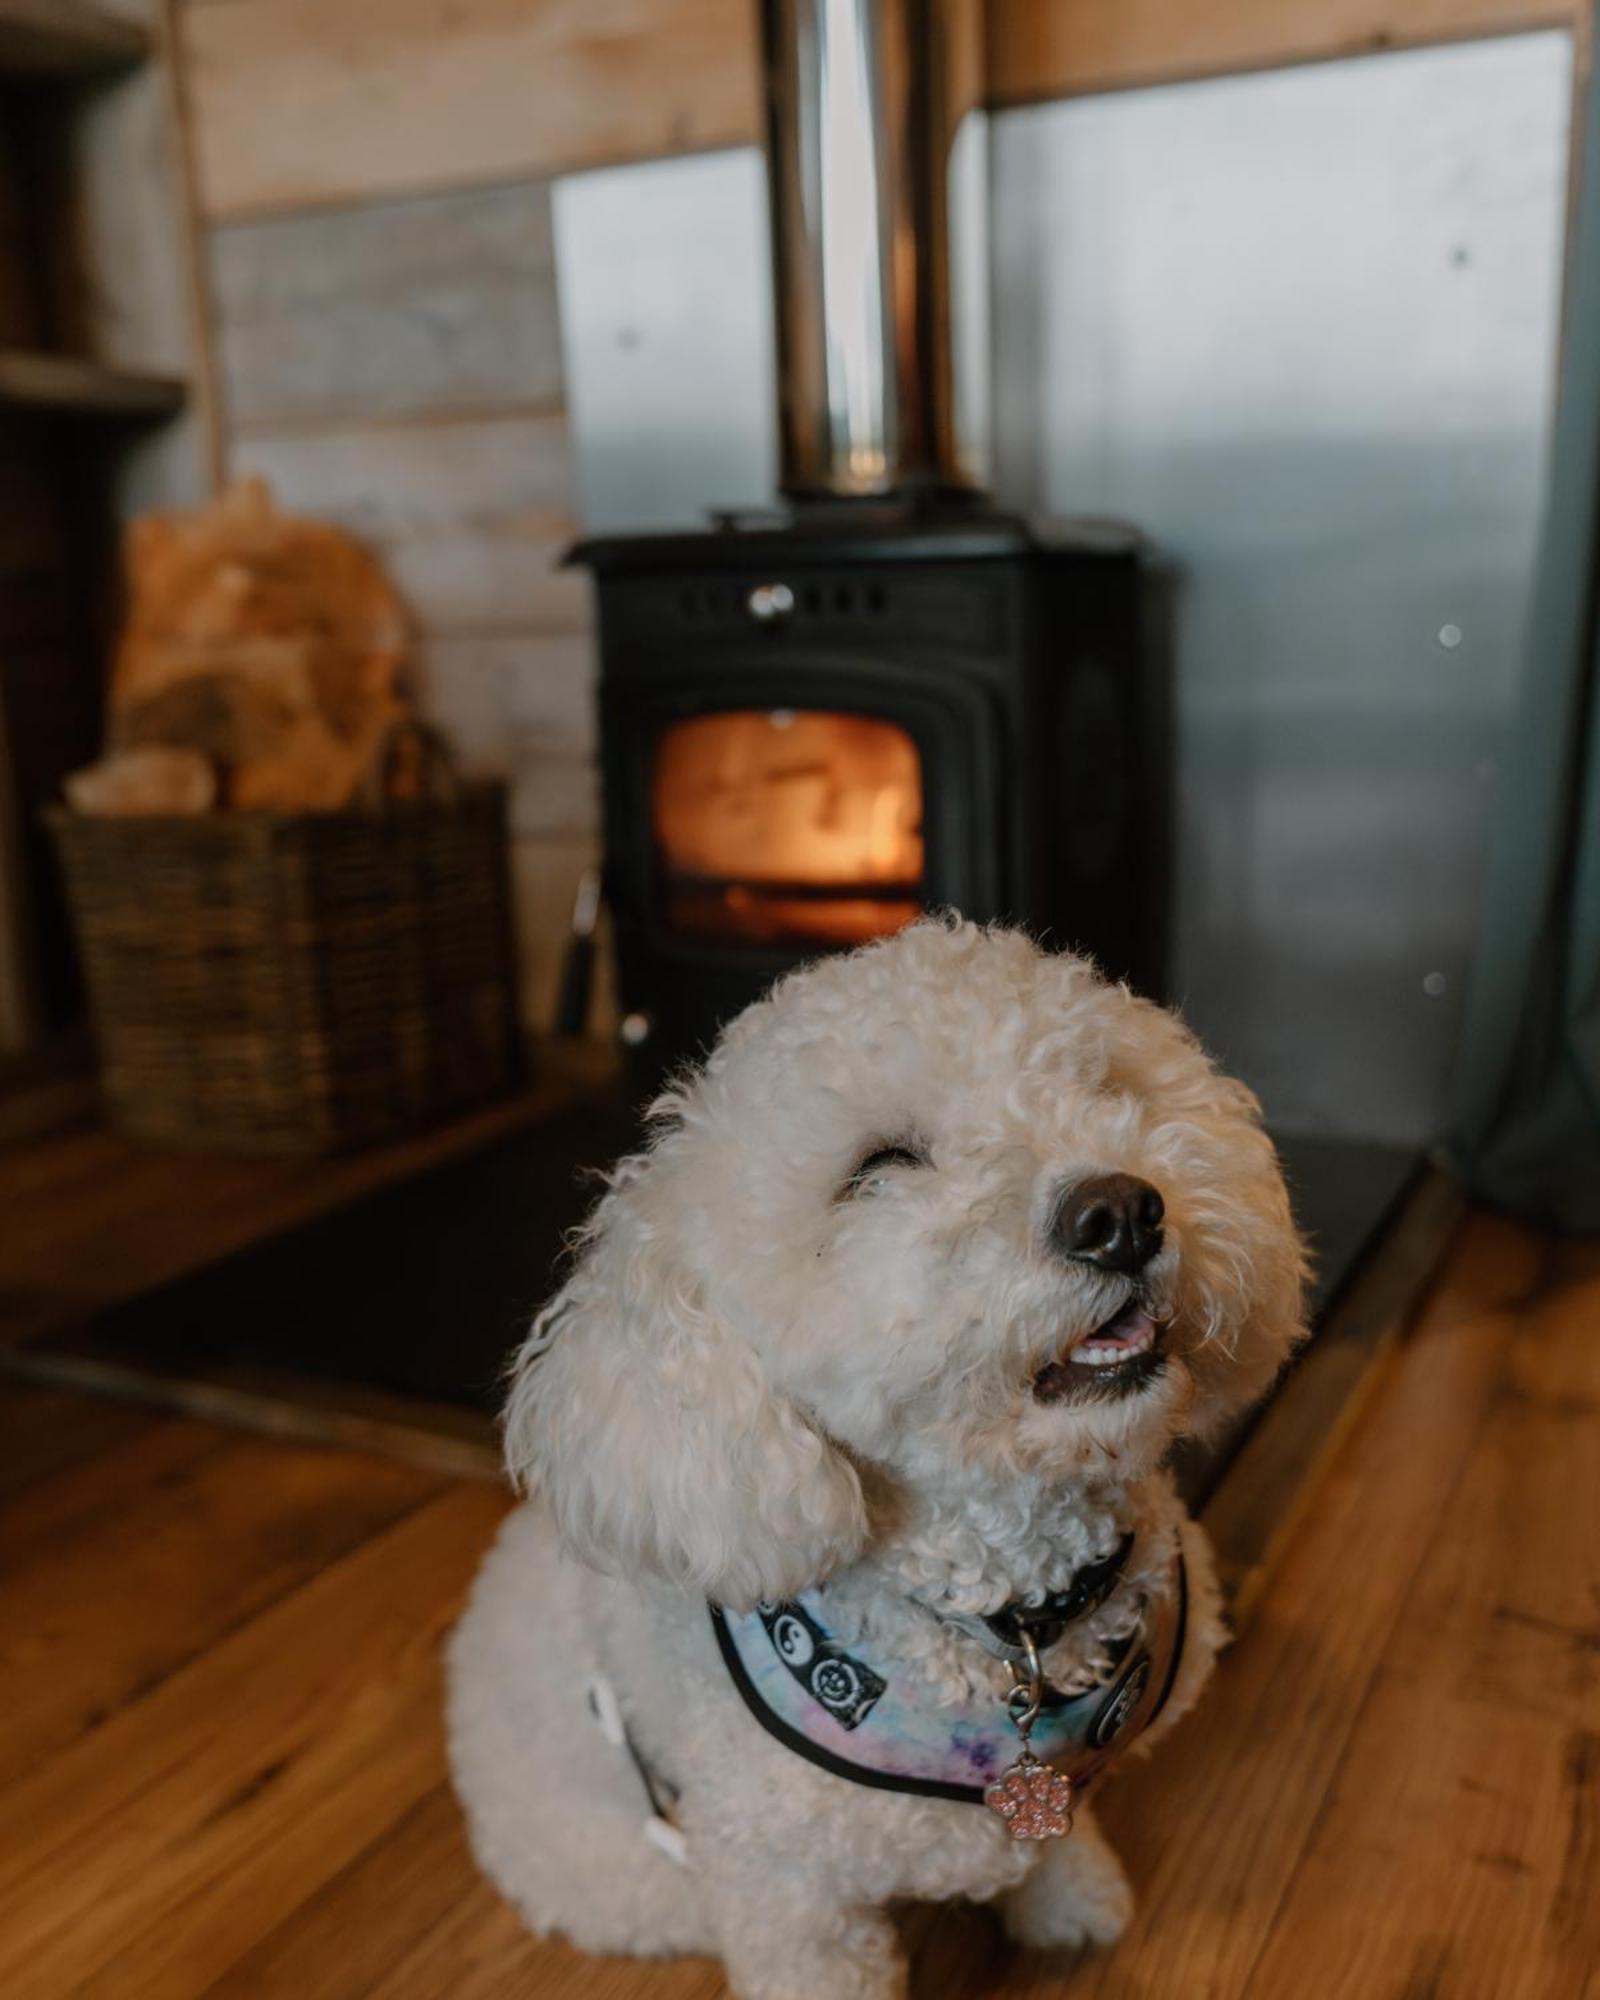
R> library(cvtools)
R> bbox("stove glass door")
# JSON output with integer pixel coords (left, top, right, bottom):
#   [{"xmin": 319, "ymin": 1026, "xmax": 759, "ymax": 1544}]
[{"xmin": 650, "ymin": 708, "xmax": 925, "ymax": 948}]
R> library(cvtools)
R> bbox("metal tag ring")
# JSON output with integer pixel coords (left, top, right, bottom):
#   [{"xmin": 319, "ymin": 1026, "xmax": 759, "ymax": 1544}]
[{"xmin": 1004, "ymin": 1630, "xmax": 1044, "ymax": 1735}]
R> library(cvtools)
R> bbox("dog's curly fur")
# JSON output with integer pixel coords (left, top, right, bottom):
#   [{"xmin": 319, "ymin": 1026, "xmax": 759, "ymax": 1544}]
[{"xmin": 447, "ymin": 919, "xmax": 1307, "ymax": 1998}]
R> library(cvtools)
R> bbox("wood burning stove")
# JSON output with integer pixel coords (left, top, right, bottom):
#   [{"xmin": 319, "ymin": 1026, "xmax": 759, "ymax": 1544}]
[
  {"xmin": 570, "ymin": 1, "xmax": 1167, "ymax": 1068},
  {"xmin": 576, "ymin": 509, "xmax": 1163, "ymax": 1066}
]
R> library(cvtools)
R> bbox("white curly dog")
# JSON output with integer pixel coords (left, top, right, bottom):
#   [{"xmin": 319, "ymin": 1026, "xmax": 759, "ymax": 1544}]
[{"xmin": 448, "ymin": 919, "xmax": 1306, "ymax": 1999}]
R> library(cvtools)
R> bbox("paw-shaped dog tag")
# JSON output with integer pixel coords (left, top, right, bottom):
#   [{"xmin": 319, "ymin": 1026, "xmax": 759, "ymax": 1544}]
[{"xmin": 984, "ymin": 1755, "xmax": 1075, "ymax": 1840}]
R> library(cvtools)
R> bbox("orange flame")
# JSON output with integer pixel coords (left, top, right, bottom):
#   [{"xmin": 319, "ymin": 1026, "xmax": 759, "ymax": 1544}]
[{"xmin": 652, "ymin": 710, "xmax": 924, "ymax": 946}]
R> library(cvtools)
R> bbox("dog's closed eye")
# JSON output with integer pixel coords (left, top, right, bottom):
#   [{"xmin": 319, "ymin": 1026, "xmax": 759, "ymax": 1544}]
[{"xmin": 840, "ymin": 1141, "xmax": 930, "ymax": 1200}]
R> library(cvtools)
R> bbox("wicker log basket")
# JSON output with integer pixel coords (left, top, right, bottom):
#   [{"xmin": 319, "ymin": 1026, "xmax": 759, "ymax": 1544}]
[{"xmin": 50, "ymin": 738, "xmax": 520, "ymax": 1155}]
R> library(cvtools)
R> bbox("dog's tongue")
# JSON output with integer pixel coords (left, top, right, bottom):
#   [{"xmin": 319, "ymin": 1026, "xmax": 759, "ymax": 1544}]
[{"xmin": 1091, "ymin": 1301, "xmax": 1155, "ymax": 1349}]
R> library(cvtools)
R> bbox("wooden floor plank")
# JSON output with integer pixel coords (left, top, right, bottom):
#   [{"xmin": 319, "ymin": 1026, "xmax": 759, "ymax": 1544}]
[
  {"xmin": 0, "ymin": 1483, "xmax": 509, "ymax": 1999},
  {"xmin": 0, "ymin": 1379, "xmax": 162, "ymax": 1502},
  {"xmin": 1200, "ymin": 1164, "xmax": 1465, "ymax": 1618},
  {"xmin": 0, "ymin": 1411, "xmax": 223, "ymax": 1568},
  {"xmin": 200, "ymin": 1785, "xmax": 697, "ymax": 2000},
  {"xmin": 1243, "ymin": 1238, "xmax": 1600, "ymax": 2000},
  {"xmin": 0, "ymin": 1420, "xmax": 443, "ymax": 1791},
  {"xmin": 3, "ymin": 1340, "xmax": 500, "ymax": 1483},
  {"xmin": 200, "ymin": 1787, "xmax": 499, "ymax": 2000},
  {"xmin": 204, "ymin": 1787, "xmax": 731, "ymax": 2000},
  {"xmin": 368, "ymin": 1866, "xmax": 728, "ymax": 2000}
]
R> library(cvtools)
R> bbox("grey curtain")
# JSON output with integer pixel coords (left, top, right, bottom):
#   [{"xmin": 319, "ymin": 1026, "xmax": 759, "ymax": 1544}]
[{"xmin": 1451, "ymin": 26, "xmax": 1600, "ymax": 1231}]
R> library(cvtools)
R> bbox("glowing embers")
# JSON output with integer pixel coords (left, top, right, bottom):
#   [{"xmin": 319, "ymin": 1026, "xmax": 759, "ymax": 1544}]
[{"xmin": 651, "ymin": 709, "xmax": 924, "ymax": 947}]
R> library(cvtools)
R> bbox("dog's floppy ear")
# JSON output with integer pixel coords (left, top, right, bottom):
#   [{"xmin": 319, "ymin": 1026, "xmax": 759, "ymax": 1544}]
[{"xmin": 502, "ymin": 1169, "xmax": 867, "ymax": 1611}]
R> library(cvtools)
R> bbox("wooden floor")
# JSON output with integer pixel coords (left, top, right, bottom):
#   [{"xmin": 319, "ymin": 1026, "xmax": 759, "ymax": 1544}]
[{"xmin": 1, "ymin": 1211, "xmax": 1595, "ymax": 2000}]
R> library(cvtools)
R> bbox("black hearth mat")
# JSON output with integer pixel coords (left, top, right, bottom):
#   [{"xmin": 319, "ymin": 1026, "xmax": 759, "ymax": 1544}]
[
  {"xmin": 73, "ymin": 1113, "xmax": 1416, "ymax": 1414},
  {"xmin": 76, "ymin": 1092, "xmax": 645, "ymax": 1412}
]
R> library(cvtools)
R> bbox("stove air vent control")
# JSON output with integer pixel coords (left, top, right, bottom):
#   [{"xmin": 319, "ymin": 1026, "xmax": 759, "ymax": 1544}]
[{"xmin": 747, "ymin": 582, "xmax": 795, "ymax": 623}]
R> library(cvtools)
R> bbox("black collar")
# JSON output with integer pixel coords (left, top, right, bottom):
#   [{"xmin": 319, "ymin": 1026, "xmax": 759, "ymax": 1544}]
[{"xmin": 976, "ymin": 1528, "xmax": 1136, "ymax": 1656}]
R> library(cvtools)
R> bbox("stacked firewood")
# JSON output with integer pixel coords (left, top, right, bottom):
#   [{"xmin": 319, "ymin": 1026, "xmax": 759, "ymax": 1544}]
[{"xmin": 67, "ymin": 477, "xmax": 413, "ymax": 816}]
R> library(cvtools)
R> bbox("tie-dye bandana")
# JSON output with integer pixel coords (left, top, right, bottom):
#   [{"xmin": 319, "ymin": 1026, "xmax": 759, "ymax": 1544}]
[{"xmin": 710, "ymin": 1549, "xmax": 1187, "ymax": 1805}]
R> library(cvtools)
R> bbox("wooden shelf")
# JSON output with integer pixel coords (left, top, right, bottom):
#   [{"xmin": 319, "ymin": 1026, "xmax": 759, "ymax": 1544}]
[
  {"xmin": 0, "ymin": 350, "xmax": 184, "ymax": 419},
  {"xmin": 0, "ymin": 0, "xmax": 149, "ymax": 77}
]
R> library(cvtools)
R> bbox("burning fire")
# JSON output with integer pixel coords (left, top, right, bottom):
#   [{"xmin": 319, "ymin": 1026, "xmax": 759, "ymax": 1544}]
[{"xmin": 652, "ymin": 709, "xmax": 924, "ymax": 947}]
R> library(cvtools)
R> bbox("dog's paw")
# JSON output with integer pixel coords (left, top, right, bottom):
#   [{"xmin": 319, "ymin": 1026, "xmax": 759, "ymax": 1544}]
[{"xmin": 999, "ymin": 1821, "xmax": 1134, "ymax": 1953}]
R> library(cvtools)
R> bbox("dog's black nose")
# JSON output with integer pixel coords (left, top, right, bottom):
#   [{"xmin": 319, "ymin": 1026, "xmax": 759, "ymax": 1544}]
[{"xmin": 1053, "ymin": 1174, "xmax": 1165, "ymax": 1274}]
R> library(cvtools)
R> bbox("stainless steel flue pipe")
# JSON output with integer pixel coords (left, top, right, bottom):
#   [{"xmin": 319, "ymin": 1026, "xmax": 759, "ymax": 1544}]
[{"xmin": 759, "ymin": 0, "xmax": 986, "ymax": 499}]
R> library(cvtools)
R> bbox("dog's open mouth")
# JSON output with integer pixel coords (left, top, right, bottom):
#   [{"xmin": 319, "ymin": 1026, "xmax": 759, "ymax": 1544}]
[{"xmin": 1031, "ymin": 1301, "xmax": 1167, "ymax": 1404}]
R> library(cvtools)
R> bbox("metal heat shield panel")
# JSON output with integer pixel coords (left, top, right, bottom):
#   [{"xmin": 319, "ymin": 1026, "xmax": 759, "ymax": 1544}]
[
  {"xmin": 990, "ymin": 32, "xmax": 1571, "ymax": 1142},
  {"xmin": 552, "ymin": 148, "xmax": 778, "ymax": 530}
]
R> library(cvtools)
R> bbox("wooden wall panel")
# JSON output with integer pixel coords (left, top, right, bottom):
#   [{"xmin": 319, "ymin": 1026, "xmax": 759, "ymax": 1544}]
[
  {"xmin": 180, "ymin": 0, "xmax": 760, "ymax": 222},
  {"xmin": 414, "ymin": 629, "xmax": 602, "ymax": 1032},
  {"xmin": 178, "ymin": 0, "xmax": 1578, "ymax": 222},
  {"xmin": 988, "ymin": 0, "xmax": 1576, "ymax": 106},
  {"xmin": 208, "ymin": 182, "xmax": 563, "ymax": 428},
  {"xmin": 229, "ymin": 410, "xmax": 580, "ymax": 631},
  {"xmin": 413, "ymin": 632, "xmax": 597, "ymax": 841}
]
